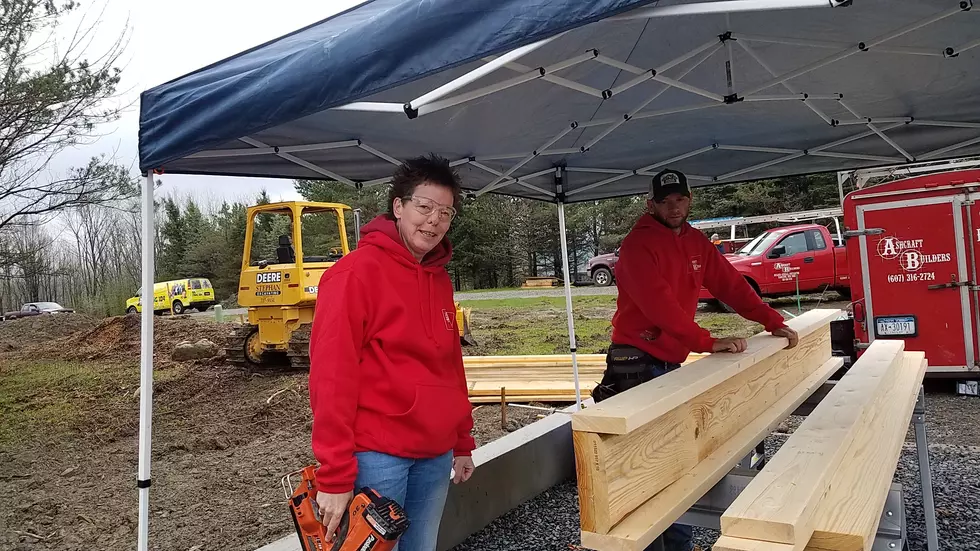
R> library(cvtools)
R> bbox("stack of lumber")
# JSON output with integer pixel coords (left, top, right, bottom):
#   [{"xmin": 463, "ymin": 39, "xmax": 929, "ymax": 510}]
[
  {"xmin": 462, "ymin": 353, "xmax": 707, "ymax": 404},
  {"xmin": 521, "ymin": 277, "xmax": 559, "ymax": 288},
  {"xmin": 715, "ymin": 340, "xmax": 926, "ymax": 551},
  {"xmin": 571, "ymin": 309, "xmax": 845, "ymax": 550}
]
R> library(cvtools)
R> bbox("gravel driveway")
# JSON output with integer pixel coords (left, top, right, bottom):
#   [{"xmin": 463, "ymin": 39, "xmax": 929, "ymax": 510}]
[{"xmin": 457, "ymin": 286, "xmax": 618, "ymax": 301}]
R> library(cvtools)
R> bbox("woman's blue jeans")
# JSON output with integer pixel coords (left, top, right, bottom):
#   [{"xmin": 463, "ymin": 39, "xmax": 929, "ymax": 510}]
[{"xmin": 354, "ymin": 450, "xmax": 454, "ymax": 551}]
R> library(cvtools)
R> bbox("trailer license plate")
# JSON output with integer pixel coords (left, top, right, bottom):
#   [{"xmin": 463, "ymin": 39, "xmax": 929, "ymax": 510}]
[{"xmin": 875, "ymin": 316, "xmax": 917, "ymax": 337}]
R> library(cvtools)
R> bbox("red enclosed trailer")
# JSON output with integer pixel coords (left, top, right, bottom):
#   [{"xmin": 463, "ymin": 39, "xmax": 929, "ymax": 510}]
[{"xmin": 843, "ymin": 168, "xmax": 980, "ymax": 376}]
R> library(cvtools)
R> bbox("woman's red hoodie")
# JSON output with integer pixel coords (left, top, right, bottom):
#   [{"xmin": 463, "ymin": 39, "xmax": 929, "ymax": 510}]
[{"xmin": 308, "ymin": 215, "xmax": 475, "ymax": 494}]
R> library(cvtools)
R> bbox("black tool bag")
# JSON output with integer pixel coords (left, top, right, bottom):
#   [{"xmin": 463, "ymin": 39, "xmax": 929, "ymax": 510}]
[{"xmin": 591, "ymin": 344, "xmax": 680, "ymax": 403}]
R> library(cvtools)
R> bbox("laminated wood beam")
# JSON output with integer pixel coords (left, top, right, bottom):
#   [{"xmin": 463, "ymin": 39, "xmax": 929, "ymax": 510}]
[
  {"xmin": 571, "ymin": 310, "xmax": 840, "ymax": 534},
  {"xmin": 576, "ymin": 321, "xmax": 833, "ymax": 533},
  {"xmin": 571, "ymin": 309, "xmax": 843, "ymax": 435},
  {"xmin": 805, "ymin": 351, "xmax": 927, "ymax": 551},
  {"xmin": 718, "ymin": 339, "xmax": 906, "ymax": 548},
  {"xmin": 581, "ymin": 356, "xmax": 844, "ymax": 551}
]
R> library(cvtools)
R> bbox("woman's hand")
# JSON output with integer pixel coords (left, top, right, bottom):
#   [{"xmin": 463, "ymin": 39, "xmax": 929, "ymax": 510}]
[
  {"xmin": 316, "ymin": 490, "xmax": 353, "ymax": 543},
  {"xmin": 452, "ymin": 456, "xmax": 475, "ymax": 484}
]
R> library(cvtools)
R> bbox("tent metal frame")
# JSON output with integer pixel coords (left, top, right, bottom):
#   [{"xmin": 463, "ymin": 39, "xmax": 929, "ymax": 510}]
[
  {"xmin": 135, "ymin": 1, "xmax": 979, "ymax": 549},
  {"xmin": 183, "ymin": 2, "xmax": 980, "ymax": 201}
]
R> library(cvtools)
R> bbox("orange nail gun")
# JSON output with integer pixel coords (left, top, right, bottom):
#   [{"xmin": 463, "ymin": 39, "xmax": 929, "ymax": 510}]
[{"xmin": 282, "ymin": 465, "xmax": 410, "ymax": 551}]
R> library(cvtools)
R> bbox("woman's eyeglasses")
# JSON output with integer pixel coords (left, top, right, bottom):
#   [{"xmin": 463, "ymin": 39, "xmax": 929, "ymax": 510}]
[{"xmin": 404, "ymin": 195, "xmax": 457, "ymax": 222}]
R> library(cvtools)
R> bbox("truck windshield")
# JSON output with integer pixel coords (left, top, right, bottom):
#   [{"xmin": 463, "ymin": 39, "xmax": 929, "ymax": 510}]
[{"xmin": 736, "ymin": 231, "xmax": 782, "ymax": 256}]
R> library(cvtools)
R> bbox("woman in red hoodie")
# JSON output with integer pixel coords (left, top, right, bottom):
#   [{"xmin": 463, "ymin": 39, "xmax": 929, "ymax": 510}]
[{"xmin": 308, "ymin": 155, "xmax": 476, "ymax": 551}]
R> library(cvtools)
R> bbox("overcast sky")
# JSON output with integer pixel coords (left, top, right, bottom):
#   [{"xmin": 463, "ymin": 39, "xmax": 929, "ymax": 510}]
[{"xmin": 52, "ymin": 0, "xmax": 367, "ymax": 207}]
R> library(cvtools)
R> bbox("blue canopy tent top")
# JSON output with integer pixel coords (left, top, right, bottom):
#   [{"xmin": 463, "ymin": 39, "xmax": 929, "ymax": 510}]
[{"xmin": 137, "ymin": 0, "xmax": 978, "ymax": 548}]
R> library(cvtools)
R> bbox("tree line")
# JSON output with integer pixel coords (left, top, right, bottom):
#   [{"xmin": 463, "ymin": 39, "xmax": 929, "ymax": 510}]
[{"xmin": 0, "ymin": 171, "xmax": 845, "ymax": 317}]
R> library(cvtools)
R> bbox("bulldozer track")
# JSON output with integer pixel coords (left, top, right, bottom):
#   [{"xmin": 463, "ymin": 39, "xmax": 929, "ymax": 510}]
[
  {"xmin": 224, "ymin": 324, "xmax": 256, "ymax": 368},
  {"xmin": 223, "ymin": 322, "xmax": 312, "ymax": 370},
  {"xmin": 287, "ymin": 324, "xmax": 311, "ymax": 369}
]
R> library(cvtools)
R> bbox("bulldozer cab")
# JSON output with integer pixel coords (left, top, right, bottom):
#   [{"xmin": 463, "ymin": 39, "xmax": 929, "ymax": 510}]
[{"xmin": 239, "ymin": 201, "xmax": 351, "ymax": 310}]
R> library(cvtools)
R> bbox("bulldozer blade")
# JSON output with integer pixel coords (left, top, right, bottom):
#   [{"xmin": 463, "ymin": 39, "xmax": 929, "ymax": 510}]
[{"xmin": 459, "ymin": 306, "xmax": 477, "ymax": 347}]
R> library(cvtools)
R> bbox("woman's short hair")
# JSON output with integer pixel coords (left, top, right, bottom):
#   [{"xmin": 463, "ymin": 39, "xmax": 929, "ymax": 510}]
[{"xmin": 388, "ymin": 154, "xmax": 463, "ymax": 217}]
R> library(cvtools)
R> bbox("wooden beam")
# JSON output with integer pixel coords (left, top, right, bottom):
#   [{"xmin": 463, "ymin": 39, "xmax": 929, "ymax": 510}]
[
  {"xmin": 581, "ymin": 356, "xmax": 844, "ymax": 551},
  {"xmin": 805, "ymin": 351, "xmax": 927, "ymax": 551},
  {"xmin": 571, "ymin": 309, "xmax": 843, "ymax": 435},
  {"xmin": 576, "ymin": 323, "xmax": 833, "ymax": 533},
  {"xmin": 719, "ymin": 339, "xmax": 906, "ymax": 547}
]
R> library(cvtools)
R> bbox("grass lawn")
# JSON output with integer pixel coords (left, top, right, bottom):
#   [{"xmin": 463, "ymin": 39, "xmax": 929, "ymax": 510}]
[
  {"xmin": 0, "ymin": 359, "xmax": 182, "ymax": 447},
  {"xmin": 458, "ymin": 295, "xmax": 767, "ymax": 356}
]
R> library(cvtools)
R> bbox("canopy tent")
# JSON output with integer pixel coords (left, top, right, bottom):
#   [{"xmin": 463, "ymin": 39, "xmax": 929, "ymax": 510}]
[{"xmin": 136, "ymin": 0, "xmax": 980, "ymax": 549}]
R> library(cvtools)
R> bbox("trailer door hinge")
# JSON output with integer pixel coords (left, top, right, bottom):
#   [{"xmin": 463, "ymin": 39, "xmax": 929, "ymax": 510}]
[
  {"xmin": 856, "ymin": 342, "xmax": 871, "ymax": 350},
  {"xmin": 843, "ymin": 228, "xmax": 884, "ymax": 238}
]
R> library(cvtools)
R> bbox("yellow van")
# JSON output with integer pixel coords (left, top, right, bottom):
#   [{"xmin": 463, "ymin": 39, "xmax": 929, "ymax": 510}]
[{"xmin": 126, "ymin": 278, "xmax": 216, "ymax": 315}]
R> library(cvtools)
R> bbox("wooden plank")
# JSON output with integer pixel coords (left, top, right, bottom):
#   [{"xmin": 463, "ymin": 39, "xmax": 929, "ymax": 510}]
[
  {"xmin": 469, "ymin": 393, "xmax": 594, "ymax": 404},
  {"xmin": 714, "ymin": 536, "xmax": 794, "ymax": 551},
  {"xmin": 577, "ymin": 326, "xmax": 832, "ymax": 533},
  {"xmin": 470, "ymin": 381, "xmax": 599, "ymax": 393},
  {"xmin": 581, "ymin": 356, "xmax": 844, "ymax": 551},
  {"xmin": 719, "ymin": 339, "xmax": 906, "ymax": 547},
  {"xmin": 571, "ymin": 309, "xmax": 843, "ymax": 435},
  {"xmin": 463, "ymin": 353, "xmax": 705, "ymax": 366},
  {"xmin": 575, "ymin": 430, "xmax": 611, "ymax": 533},
  {"xmin": 805, "ymin": 351, "xmax": 927, "ymax": 551}
]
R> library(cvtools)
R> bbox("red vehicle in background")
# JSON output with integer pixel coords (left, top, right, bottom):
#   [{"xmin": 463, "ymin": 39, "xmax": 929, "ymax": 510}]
[
  {"xmin": 842, "ymin": 168, "xmax": 980, "ymax": 375},
  {"xmin": 699, "ymin": 223, "xmax": 851, "ymax": 310}
]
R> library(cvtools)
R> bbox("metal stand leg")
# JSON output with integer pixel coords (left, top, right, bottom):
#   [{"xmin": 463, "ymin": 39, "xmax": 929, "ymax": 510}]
[{"xmin": 913, "ymin": 386, "xmax": 939, "ymax": 551}]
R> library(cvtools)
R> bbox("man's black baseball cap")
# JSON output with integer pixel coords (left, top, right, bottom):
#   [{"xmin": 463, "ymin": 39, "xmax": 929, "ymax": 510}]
[{"xmin": 648, "ymin": 168, "xmax": 691, "ymax": 202}]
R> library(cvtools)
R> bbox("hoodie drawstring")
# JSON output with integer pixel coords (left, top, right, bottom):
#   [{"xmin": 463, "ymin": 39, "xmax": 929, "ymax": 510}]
[{"xmin": 418, "ymin": 265, "xmax": 439, "ymax": 347}]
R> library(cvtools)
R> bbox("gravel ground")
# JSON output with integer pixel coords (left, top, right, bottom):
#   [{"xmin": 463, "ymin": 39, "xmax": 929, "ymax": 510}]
[{"xmin": 452, "ymin": 390, "xmax": 980, "ymax": 551}]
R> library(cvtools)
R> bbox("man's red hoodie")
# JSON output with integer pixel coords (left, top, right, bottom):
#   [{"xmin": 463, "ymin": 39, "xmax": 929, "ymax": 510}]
[
  {"xmin": 308, "ymin": 215, "xmax": 475, "ymax": 494},
  {"xmin": 612, "ymin": 214, "xmax": 787, "ymax": 364}
]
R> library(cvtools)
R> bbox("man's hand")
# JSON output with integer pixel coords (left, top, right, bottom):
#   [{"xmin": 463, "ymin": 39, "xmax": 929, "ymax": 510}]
[
  {"xmin": 316, "ymin": 490, "xmax": 353, "ymax": 543},
  {"xmin": 771, "ymin": 326, "xmax": 799, "ymax": 349},
  {"xmin": 712, "ymin": 337, "xmax": 747, "ymax": 353},
  {"xmin": 452, "ymin": 456, "xmax": 475, "ymax": 484}
]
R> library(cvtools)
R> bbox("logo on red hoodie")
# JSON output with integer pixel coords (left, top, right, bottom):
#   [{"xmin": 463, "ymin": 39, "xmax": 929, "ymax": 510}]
[{"xmin": 442, "ymin": 309, "xmax": 455, "ymax": 331}]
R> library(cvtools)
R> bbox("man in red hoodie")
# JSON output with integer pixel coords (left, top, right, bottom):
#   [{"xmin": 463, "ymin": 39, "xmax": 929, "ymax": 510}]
[
  {"xmin": 308, "ymin": 155, "xmax": 475, "ymax": 551},
  {"xmin": 596, "ymin": 168, "xmax": 798, "ymax": 551}
]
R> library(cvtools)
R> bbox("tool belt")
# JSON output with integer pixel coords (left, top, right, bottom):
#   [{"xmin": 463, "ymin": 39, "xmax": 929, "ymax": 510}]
[{"xmin": 592, "ymin": 344, "xmax": 681, "ymax": 403}]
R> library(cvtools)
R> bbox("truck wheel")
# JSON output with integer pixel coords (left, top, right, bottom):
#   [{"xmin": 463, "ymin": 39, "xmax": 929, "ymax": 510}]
[
  {"xmin": 716, "ymin": 299, "xmax": 737, "ymax": 313},
  {"xmin": 172, "ymin": 301, "xmax": 185, "ymax": 315},
  {"xmin": 592, "ymin": 267, "xmax": 613, "ymax": 287},
  {"xmin": 127, "ymin": 307, "xmax": 138, "ymax": 314}
]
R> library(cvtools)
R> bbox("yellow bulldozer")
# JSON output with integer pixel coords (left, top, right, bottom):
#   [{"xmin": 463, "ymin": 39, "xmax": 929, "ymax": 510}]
[{"xmin": 225, "ymin": 201, "xmax": 474, "ymax": 368}]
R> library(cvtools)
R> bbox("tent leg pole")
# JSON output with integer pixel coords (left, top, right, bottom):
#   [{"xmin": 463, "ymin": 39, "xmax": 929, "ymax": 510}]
[
  {"xmin": 557, "ymin": 196, "xmax": 582, "ymax": 410},
  {"xmin": 138, "ymin": 171, "xmax": 156, "ymax": 551}
]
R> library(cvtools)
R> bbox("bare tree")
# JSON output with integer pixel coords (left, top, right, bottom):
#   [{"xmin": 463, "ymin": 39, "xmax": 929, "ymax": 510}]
[{"xmin": 0, "ymin": 0, "xmax": 137, "ymax": 238}]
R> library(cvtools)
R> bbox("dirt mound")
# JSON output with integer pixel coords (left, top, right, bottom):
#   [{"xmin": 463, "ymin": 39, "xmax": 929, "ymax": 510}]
[
  {"xmin": 0, "ymin": 313, "xmax": 99, "ymax": 352},
  {"xmin": 54, "ymin": 314, "xmax": 237, "ymax": 365}
]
